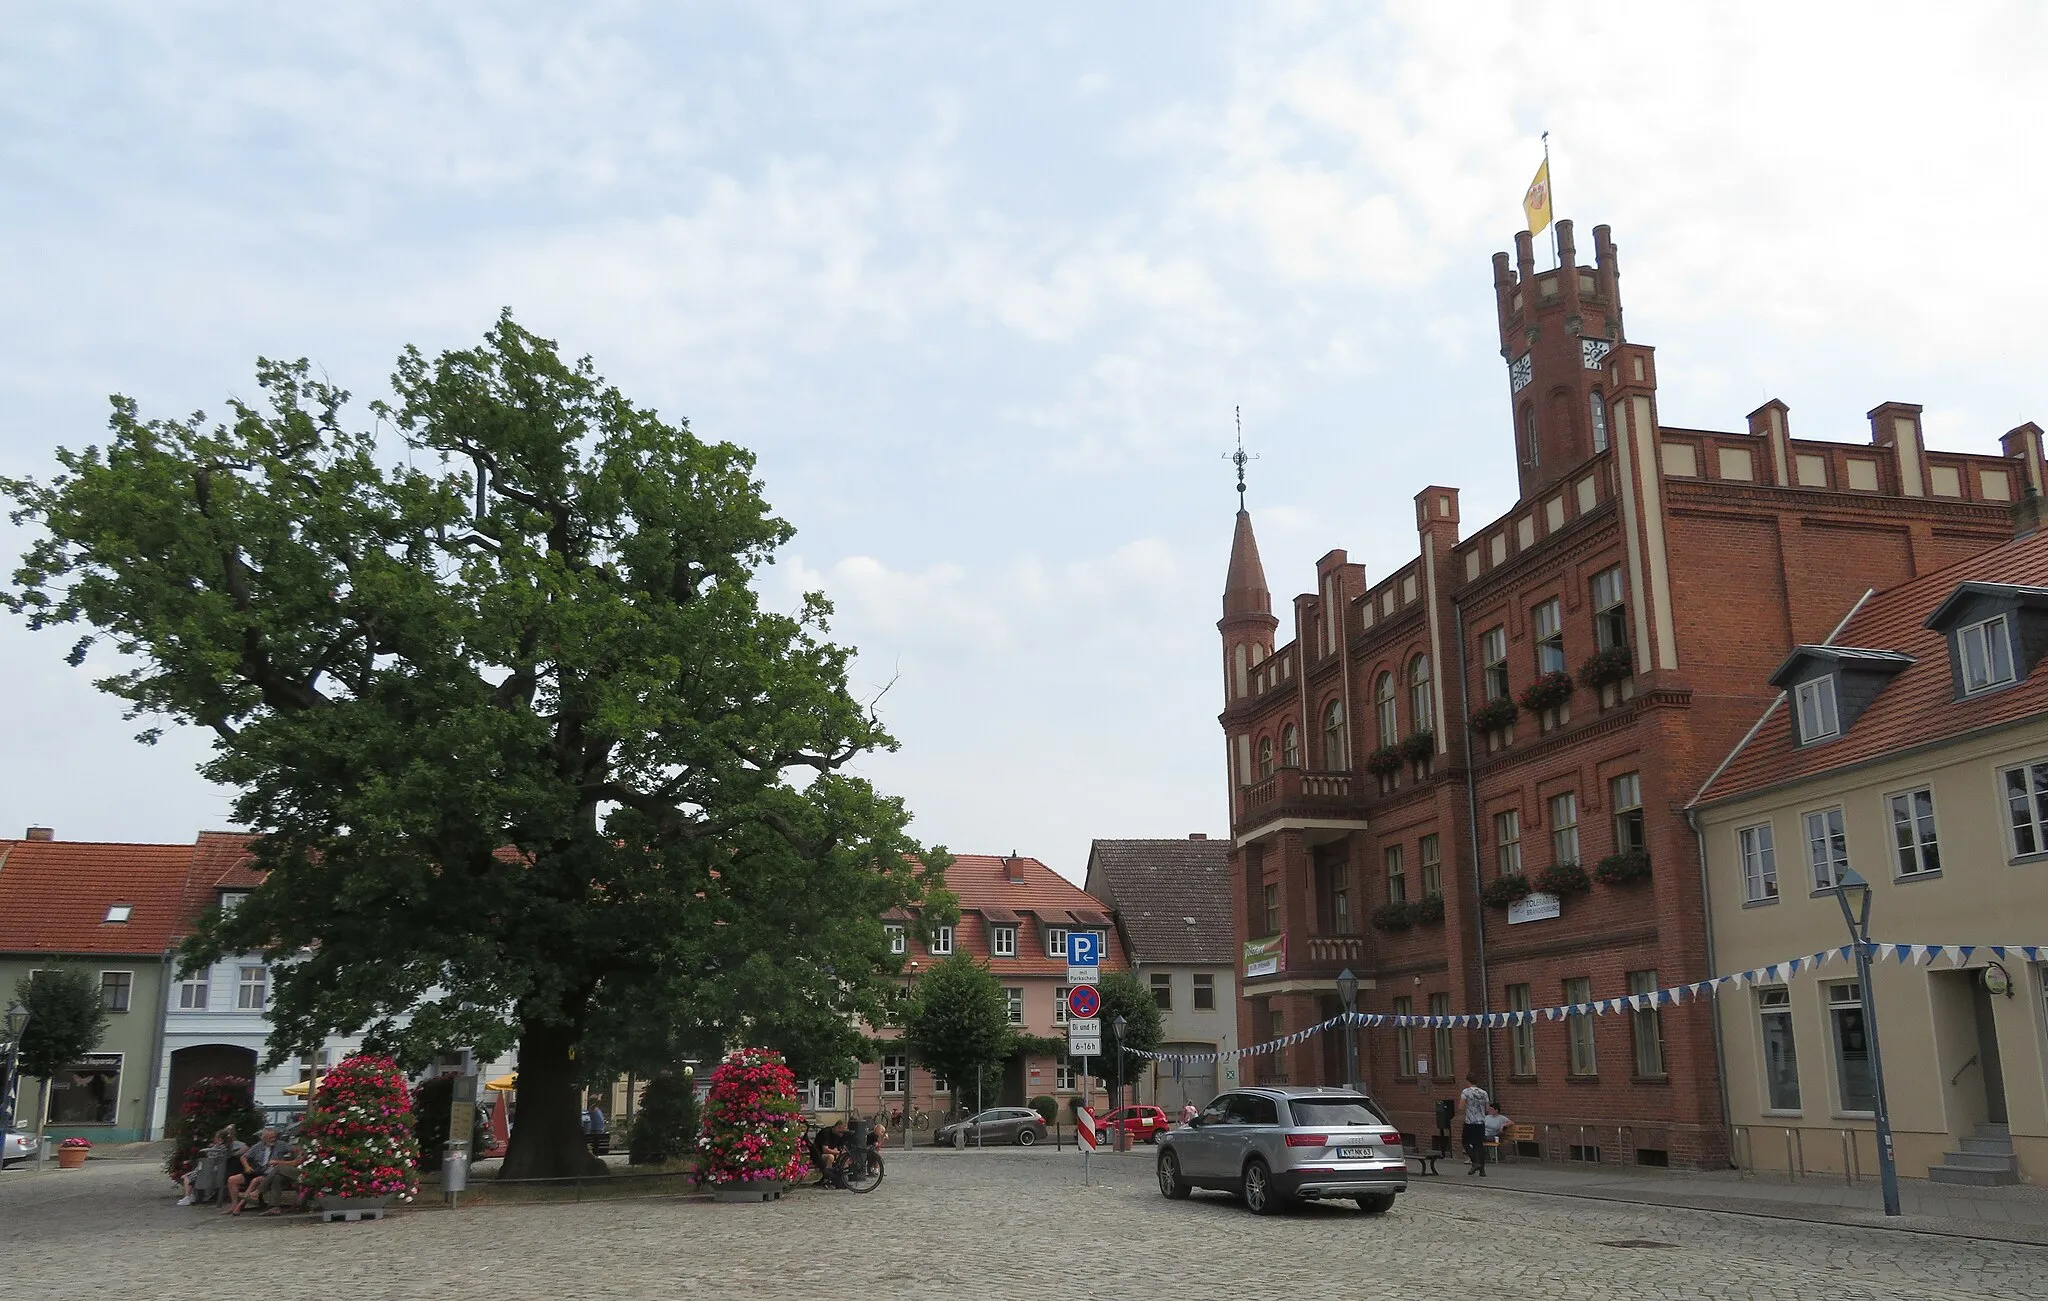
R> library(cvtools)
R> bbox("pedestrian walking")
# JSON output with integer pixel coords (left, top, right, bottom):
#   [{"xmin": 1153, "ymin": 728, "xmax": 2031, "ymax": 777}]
[{"xmin": 1459, "ymin": 1074, "xmax": 1490, "ymax": 1176}]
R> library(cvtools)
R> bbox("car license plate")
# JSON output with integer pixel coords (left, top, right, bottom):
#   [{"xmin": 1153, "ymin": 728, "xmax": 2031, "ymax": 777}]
[{"xmin": 1338, "ymin": 1146, "xmax": 1372, "ymax": 1159}]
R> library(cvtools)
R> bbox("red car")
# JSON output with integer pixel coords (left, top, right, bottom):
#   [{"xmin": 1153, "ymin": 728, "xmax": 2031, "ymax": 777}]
[{"xmin": 1099, "ymin": 1105, "xmax": 1173, "ymax": 1145}]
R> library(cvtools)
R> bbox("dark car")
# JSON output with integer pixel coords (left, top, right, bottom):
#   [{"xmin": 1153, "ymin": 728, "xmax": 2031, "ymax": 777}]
[
  {"xmin": 934, "ymin": 1107, "xmax": 1049, "ymax": 1147},
  {"xmin": 1155, "ymin": 1086, "xmax": 1406, "ymax": 1215}
]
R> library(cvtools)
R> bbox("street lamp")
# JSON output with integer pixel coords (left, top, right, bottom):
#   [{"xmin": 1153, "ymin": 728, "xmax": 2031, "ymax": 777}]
[
  {"xmin": 1336, "ymin": 969, "xmax": 1360, "ymax": 1092},
  {"xmin": 1112, "ymin": 1015, "xmax": 1128, "ymax": 1152},
  {"xmin": 1832, "ymin": 868, "xmax": 1901, "ymax": 1217}
]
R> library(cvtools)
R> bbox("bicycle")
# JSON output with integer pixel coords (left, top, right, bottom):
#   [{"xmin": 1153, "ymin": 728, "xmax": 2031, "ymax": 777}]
[{"xmin": 813, "ymin": 1135, "xmax": 885, "ymax": 1193}]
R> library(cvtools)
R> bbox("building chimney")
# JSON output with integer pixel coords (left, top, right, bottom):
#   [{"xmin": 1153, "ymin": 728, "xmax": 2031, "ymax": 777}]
[
  {"xmin": 1188, "ymin": 833, "xmax": 1209, "ymax": 840},
  {"xmin": 24, "ymin": 826, "xmax": 53, "ymax": 841},
  {"xmin": 1004, "ymin": 852, "xmax": 1024, "ymax": 883}
]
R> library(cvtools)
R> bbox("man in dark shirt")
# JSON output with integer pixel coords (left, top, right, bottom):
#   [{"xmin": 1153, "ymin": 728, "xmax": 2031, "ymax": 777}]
[
  {"xmin": 815, "ymin": 1119, "xmax": 849, "ymax": 1186},
  {"xmin": 225, "ymin": 1127, "xmax": 283, "ymax": 1214}
]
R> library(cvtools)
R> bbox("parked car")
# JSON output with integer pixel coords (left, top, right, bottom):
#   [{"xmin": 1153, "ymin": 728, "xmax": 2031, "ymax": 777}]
[
  {"xmin": 2, "ymin": 1130, "xmax": 36, "ymax": 1168},
  {"xmin": 1155, "ymin": 1086, "xmax": 1406, "ymax": 1215},
  {"xmin": 1099, "ymin": 1105, "xmax": 1172, "ymax": 1145},
  {"xmin": 933, "ymin": 1107, "xmax": 1049, "ymax": 1147}
]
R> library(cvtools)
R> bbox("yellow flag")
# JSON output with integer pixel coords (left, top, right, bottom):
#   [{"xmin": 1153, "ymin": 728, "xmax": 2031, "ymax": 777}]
[{"xmin": 1522, "ymin": 160, "xmax": 1552, "ymax": 236}]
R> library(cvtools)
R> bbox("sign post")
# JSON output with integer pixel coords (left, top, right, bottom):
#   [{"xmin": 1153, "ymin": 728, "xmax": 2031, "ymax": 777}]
[{"xmin": 1076, "ymin": 1104, "xmax": 1098, "ymax": 1183}]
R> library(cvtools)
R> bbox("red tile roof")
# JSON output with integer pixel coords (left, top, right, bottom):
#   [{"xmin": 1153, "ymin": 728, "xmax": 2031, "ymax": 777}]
[
  {"xmin": 904, "ymin": 853, "xmax": 1127, "ymax": 976},
  {"xmin": 1697, "ymin": 529, "xmax": 2048, "ymax": 804},
  {"xmin": 172, "ymin": 830, "xmax": 261, "ymax": 930},
  {"xmin": 0, "ymin": 838, "xmax": 199, "ymax": 954}
]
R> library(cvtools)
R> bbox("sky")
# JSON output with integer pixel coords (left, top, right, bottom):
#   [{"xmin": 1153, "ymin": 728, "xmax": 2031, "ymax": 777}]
[{"xmin": 3, "ymin": 2, "xmax": 2046, "ymax": 881}]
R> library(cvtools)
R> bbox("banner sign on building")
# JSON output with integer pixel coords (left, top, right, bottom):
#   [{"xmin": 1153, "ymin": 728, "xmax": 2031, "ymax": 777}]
[
  {"xmin": 1243, "ymin": 934, "xmax": 1285, "ymax": 979},
  {"xmin": 1507, "ymin": 892, "xmax": 1562, "ymax": 926}
]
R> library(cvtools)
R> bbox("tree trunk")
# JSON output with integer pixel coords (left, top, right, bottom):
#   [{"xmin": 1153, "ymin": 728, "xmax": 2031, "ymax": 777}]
[{"xmin": 498, "ymin": 1015, "xmax": 607, "ymax": 1180}]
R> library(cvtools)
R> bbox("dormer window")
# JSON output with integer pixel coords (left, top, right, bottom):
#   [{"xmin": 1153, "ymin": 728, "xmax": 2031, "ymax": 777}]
[
  {"xmin": 1958, "ymin": 615, "xmax": 2016, "ymax": 694},
  {"xmin": 990, "ymin": 923, "xmax": 1017, "ymax": 958},
  {"xmin": 1793, "ymin": 677, "xmax": 1839, "ymax": 744}
]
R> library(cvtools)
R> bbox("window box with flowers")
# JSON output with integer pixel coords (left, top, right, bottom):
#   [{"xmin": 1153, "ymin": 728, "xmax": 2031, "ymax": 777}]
[
  {"xmin": 1481, "ymin": 874, "xmax": 1532, "ymax": 909},
  {"xmin": 1398, "ymin": 731, "xmax": 1436, "ymax": 765},
  {"xmin": 1370, "ymin": 901, "xmax": 1417, "ymax": 932},
  {"xmin": 1595, "ymin": 849, "xmax": 1652, "ymax": 886},
  {"xmin": 57, "ymin": 1137, "xmax": 92, "ymax": 1169},
  {"xmin": 1412, "ymin": 893, "xmax": 1445, "ymax": 924},
  {"xmin": 1518, "ymin": 671, "xmax": 1575, "ymax": 717},
  {"xmin": 1534, "ymin": 861, "xmax": 1591, "ymax": 897},
  {"xmin": 1470, "ymin": 697, "xmax": 1519, "ymax": 734},
  {"xmin": 1578, "ymin": 646, "xmax": 1633, "ymax": 689},
  {"xmin": 1364, "ymin": 746, "xmax": 1403, "ymax": 779}
]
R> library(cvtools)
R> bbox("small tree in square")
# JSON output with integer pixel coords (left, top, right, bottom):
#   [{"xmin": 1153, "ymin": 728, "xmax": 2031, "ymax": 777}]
[
  {"xmin": 163, "ymin": 1075, "xmax": 264, "ymax": 1186},
  {"xmin": 300, "ymin": 1053, "xmax": 421, "ymax": 1204},
  {"xmin": 697, "ymin": 1048, "xmax": 806, "ymax": 1187}
]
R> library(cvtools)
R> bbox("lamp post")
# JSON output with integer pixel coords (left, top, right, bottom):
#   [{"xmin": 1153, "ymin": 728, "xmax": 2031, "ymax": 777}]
[
  {"xmin": 901, "ymin": 960, "xmax": 917, "ymax": 1151},
  {"xmin": 1112, "ymin": 1015, "xmax": 1128, "ymax": 1152},
  {"xmin": 1832, "ymin": 868, "xmax": 1901, "ymax": 1217},
  {"xmin": 1, "ymin": 1003, "xmax": 27, "ymax": 1131},
  {"xmin": 1336, "ymin": 969, "xmax": 1360, "ymax": 1093}
]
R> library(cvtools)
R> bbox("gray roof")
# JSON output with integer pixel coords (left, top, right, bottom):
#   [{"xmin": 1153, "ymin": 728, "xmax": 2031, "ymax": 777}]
[{"xmin": 1083, "ymin": 838, "xmax": 1234, "ymax": 965}]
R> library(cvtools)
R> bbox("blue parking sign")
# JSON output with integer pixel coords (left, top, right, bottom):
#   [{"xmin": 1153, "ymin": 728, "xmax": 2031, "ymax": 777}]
[{"xmin": 1066, "ymin": 931, "xmax": 1099, "ymax": 967}]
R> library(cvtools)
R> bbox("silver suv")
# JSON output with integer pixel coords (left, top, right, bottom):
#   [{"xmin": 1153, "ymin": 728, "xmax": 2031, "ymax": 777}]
[{"xmin": 1156, "ymin": 1086, "xmax": 1406, "ymax": 1215}]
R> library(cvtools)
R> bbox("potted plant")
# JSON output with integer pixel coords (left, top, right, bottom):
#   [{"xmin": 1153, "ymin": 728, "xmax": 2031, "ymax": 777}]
[
  {"xmin": 299, "ymin": 1053, "xmax": 420, "ymax": 1217},
  {"xmin": 1578, "ymin": 646, "xmax": 1633, "ymax": 689},
  {"xmin": 1412, "ymin": 892, "xmax": 1445, "ymax": 924},
  {"xmin": 1370, "ymin": 900, "xmax": 1416, "ymax": 932},
  {"xmin": 1470, "ymin": 697, "xmax": 1519, "ymax": 733},
  {"xmin": 1481, "ymin": 874, "xmax": 1532, "ymax": 909},
  {"xmin": 1398, "ymin": 731, "xmax": 1436, "ymax": 764},
  {"xmin": 165, "ymin": 1075, "xmax": 264, "ymax": 1196},
  {"xmin": 56, "ymin": 1137, "xmax": 91, "ymax": 1169},
  {"xmin": 698, "ymin": 1047, "xmax": 806, "ymax": 1202},
  {"xmin": 1534, "ymin": 861, "xmax": 1592, "ymax": 897},
  {"xmin": 1364, "ymin": 746, "xmax": 1403, "ymax": 778},
  {"xmin": 1518, "ymin": 670, "xmax": 1575, "ymax": 717},
  {"xmin": 1595, "ymin": 849, "xmax": 1653, "ymax": 886}
]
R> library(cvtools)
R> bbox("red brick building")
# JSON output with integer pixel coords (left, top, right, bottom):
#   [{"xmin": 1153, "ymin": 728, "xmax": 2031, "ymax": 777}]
[
  {"xmin": 832, "ymin": 853, "xmax": 1128, "ymax": 1128},
  {"xmin": 1217, "ymin": 218, "xmax": 2044, "ymax": 1167}
]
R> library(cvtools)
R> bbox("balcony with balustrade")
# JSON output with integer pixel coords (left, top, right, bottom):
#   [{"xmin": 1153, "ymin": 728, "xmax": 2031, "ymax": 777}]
[{"xmin": 1232, "ymin": 766, "xmax": 1370, "ymax": 846}]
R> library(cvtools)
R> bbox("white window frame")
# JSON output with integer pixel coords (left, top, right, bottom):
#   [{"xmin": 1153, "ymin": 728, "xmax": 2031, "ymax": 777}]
[
  {"xmin": 1054, "ymin": 1060, "xmax": 1077, "ymax": 1091},
  {"xmin": 885, "ymin": 924, "xmax": 906, "ymax": 955},
  {"xmin": 1886, "ymin": 787, "xmax": 1941, "ymax": 877},
  {"xmin": 1533, "ymin": 598, "xmax": 1565, "ymax": 674},
  {"xmin": 1407, "ymin": 654, "xmax": 1434, "ymax": 735},
  {"xmin": 1564, "ymin": 977, "xmax": 1597, "ymax": 1076},
  {"xmin": 1481, "ymin": 626, "xmax": 1509, "ymax": 701},
  {"xmin": 811, "ymin": 1079, "xmax": 838, "ymax": 1110},
  {"xmin": 1044, "ymin": 926, "xmax": 1068, "ymax": 959},
  {"xmin": 1591, "ymin": 566, "xmax": 1627, "ymax": 651},
  {"xmin": 1958, "ymin": 615, "xmax": 2016, "ymax": 694},
  {"xmin": 1590, "ymin": 390, "xmax": 1610, "ymax": 454},
  {"xmin": 235, "ymin": 964, "xmax": 268, "ymax": 1011},
  {"xmin": 1803, "ymin": 807, "xmax": 1848, "ymax": 892},
  {"xmin": 1627, "ymin": 969, "xmax": 1664, "ymax": 1078},
  {"xmin": 2003, "ymin": 759, "xmax": 2048, "ymax": 858},
  {"xmin": 1004, "ymin": 986, "xmax": 1024, "ymax": 1025},
  {"xmin": 1738, "ymin": 823, "xmax": 1779, "ymax": 903},
  {"xmin": 1794, "ymin": 677, "xmax": 1840, "ymax": 744},
  {"xmin": 1495, "ymin": 809, "xmax": 1522, "ymax": 876},
  {"xmin": 1150, "ymin": 973, "xmax": 1172, "ymax": 1011},
  {"xmin": 929, "ymin": 925, "xmax": 954, "ymax": 956},
  {"xmin": 990, "ymin": 923, "xmax": 1017, "ymax": 958},
  {"xmin": 1827, "ymin": 982, "xmax": 1876, "ymax": 1115},
  {"xmin": 1550, "ymin": 791, "xmax": 1581, "ymax": 866},
  {"xmin": 177, "ymin": 975, "xmax": 210, "ymax": 1011},
  {"xmin": 1054, "ymin": 984, "xmax": 1071, "ymax": 1026},
  {"xmin": 880, "ymin": 1054, "xmax": 907, "ymax": 1096},
  {"xmin": 99, "ymin": 969, "xmax": 133, "ymax": 1013},
  {"xmin": 218, "ymin": 891, "xmax": 248, "ymax": 913},
  {"xmin": 1384, "ymin": 844, "xmax": 1406, "ymax": 904},
  {"xmin": 1757, "ymin": 987, "xmax": 1801, "ymax": 1113},
  {"xmin": 1507, "ymin": 984, "xmax": 1536, "ymax": 1077},
  {"xmin": 1192, "ymin": 973, "xmax": 1215, "ymax": 1011},
  {"xmin": 1419, "ymin": 833, "xmax": 1442, "ymax": 898}
]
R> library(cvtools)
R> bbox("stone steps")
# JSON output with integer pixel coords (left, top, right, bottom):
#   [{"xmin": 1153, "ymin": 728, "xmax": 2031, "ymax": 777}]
[{"xmin": 1928, "ymin": 1124, "xmax": 2018, "ymax": 1186}]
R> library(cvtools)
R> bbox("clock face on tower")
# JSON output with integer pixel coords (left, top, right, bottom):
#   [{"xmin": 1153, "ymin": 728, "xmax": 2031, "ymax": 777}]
[
  {"xmin": 1580, "ymin": 337, "xmax": 1613, "ymax": 370},
  {"xmin": 1508, "ymin": 353, "xmax": 1533, "ymax": 394}
]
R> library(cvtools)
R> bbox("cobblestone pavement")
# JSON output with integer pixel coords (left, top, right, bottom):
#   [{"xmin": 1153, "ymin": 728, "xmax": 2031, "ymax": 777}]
[{"xmin": 5, "ymin": 1147, "xmax": 2045, "ymax": 1301}]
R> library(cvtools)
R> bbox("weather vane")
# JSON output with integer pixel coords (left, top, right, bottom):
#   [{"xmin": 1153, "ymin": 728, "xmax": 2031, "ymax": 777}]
[{"xmin": 1224, "ymin": 405, "xmax": 1258, "ymax": 507}]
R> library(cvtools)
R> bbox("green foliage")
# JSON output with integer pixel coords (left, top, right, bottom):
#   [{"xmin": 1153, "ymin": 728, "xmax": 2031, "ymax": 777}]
[
  {"xmin": 628, "ymin": 1074, "xmax": 701, "ymax": 1166},
  {"xmin": 300, "ymin": 1054, "xmax": 420, "ymax": 1202},
  {"xmin": 1029, "ymin": 1095, "xmax": 1057, "ymax": 1124},
  {"xmin": 1595, "ymin": 850, "xmax": 1652, "ymax": 886},
  {"xmin": 1413, "ymin": 892, "xmax": 1446, "ymax": 924},
  {"xmin": 902, "ymin": 955, "xmax": 1010, "ymax": 1102},
  {"xmin": 12, "ymin": 968, "xmax": 107, "ymax": 1087},
  {"xmin": 1470, "ymin": 696, "xmax": 1519, "ymax": 733},
  {"xmin": 1370, "ymin": 901, "xmax": 1416, "ymax": 932},
  {"xmin": 1095, "ymin": 971, "xmax": 1163, "ymax": 1094},
  {"xmin": 1534, "ymin": 861, "xmax": 1591, "ymax": 897},
  {"xmin": 1482, "ymin": 874, "xmax": 1532, "ymax": 909},
  {"xmin": 163, "ymin": 1076, "xmax": 265, "ymax": 1182},
  {"xmin": 1, "ymin": 315, "xmax": 943, "ymax": 1177}
]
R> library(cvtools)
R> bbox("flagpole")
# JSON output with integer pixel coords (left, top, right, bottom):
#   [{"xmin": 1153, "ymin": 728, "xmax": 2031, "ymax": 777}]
[{"xmin": 1543, "ymin": 131, "xmax": 1556, "ymax": 269}]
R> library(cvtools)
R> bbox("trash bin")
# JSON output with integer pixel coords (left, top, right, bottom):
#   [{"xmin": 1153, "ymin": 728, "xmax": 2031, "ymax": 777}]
[
  {"xmin": 443, "ymin": 1140, "xmax": 469, "ymax": 1195},
  {"xmin": 40, "ymin": 1135, "xmax": 55, "ymax": 1164}
]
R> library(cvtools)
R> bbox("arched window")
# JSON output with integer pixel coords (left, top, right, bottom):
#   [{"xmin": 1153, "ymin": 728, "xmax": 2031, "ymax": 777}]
[
  {"xmin": 1590, "ymin": 391, "xmax": 1609, "ymax": 454},
  {"xmin": 1257, "ymin": 736, "xmax": 1275, "ymax": 779},
  {"xmin": 1520, "ymin": 403, "xmax": 1538, "ymax": 467},
  {"xmin": 1409, "ymin": 653, "xmax": 1434, "ymax": 734},
  {"xmin": 1281, "ymin": 723, "xmax": 1299, "ymax": 769},
  {"xmin": 1375, "ymin": 673, "xmax": 1398, "ymax": 748},
  {"xmin": 1323, "ymin": 700, "xmax": 1348, "ymax": 770}
]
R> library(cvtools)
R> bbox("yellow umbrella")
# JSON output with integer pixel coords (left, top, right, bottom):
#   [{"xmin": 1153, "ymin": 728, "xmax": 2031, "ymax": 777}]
[
  {"xmin": 485, "ymin": 1072, "xmax": 517, "ymax": 1093},
  {"xmin": 281, "ymin": 1075, "xmax": 327, "ymax": 1097}
]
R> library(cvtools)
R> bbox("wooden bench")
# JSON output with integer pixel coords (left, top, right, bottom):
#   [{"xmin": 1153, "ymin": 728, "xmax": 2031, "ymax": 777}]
[
  {"xmin": 1485, "ymin": 1123, "xmax": 1536, "ymax": 1164},
  {"xmin": 1405, "ymin": 1132, "xmax": 1450, "ymax": 1176}
]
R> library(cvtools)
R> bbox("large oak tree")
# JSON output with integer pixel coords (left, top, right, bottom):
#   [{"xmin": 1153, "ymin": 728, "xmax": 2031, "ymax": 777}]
[{"xmin": 3, "ymin": 314, "xmax": 944, "ymax": 1177}]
